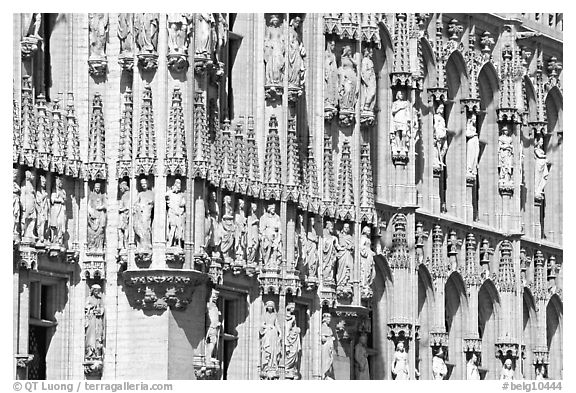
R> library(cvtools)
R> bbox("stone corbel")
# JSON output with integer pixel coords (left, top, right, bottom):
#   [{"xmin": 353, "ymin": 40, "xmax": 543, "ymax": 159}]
[
  {"xmin": 137, "ymin": 53, "xmax": 159, "ymax": 72},
  {"xmin": 334, "ymin": 305, "xmax": 369, "ymax": 343},
  {"xmin": 463, "ymin": 337, "xmax": 482, "ymax": 355},
  {"xmin": 167, "ymin": 53, "xmax": 189, "ymax": 73},
  {"xmin": 193, "ymin": 355, "xmax": 221, "ymax": 380},
  {"xmin": 15, "ymin": 354, "xmax": 34, "ymax": 369},
  {"xmin": 429, "ymin": 329, "xmax": 449, "ymax": 349},
  {"xmin": 134, "ymin": 251, "xmax": 152, "ymax": 268},
  {"xmin": 166, "ymin": 247, "xmax": 185, "ymax": 268},
  {"xmin": 21, "ymin": 36, "xmax": 42, "ymax": 60},
  {"xmin": 84, "ymin": 359, "xmax": 103, "ymax": 378},
  {"xmin": 123, "ymin": 269, "xmax": 208, "ymax": 311},
  {"xmin": 387, "ymin": 318, "xmax": 413, "ymax": 344},
  {"xmin": 88, "ymin": 59, "xmax": 108, "ymax": 78},
  {"xmin": 495, "ymin": 341, "xmax": 521, "ymax": 360},
  {"xmin": 118, "ymin": 54, "xmax": 134, "ymax": 72},
  {"xmin": 83, "ymin": 250, "xmax": 106, "ymax": 280}
]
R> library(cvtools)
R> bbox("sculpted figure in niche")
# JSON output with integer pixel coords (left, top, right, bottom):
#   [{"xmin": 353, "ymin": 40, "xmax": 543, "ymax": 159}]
[
  {"xmin": 391, "ymin": 91, "xmax": 410, "ymax": 155},
  {"xmin": 432, "ymin": 348, "xmax": 448, "ymax": 380},
  {"xmin": 165, "ymin": 178, "xmax": 186, "ymax": 249},
  {"xmin": 535, "ymin": 365, "xmax": 546, "ymax": 380},
  {"xmin": 467, "ymin": 353, "xmax": 481, "ymax": 380},
  {"xmin": 322, "ymin": 220, "xmax": 338, "ymax": 284},
  {"xmin": 133, "ymin": 178, "xmax": 154, "ymax": 250},
  {"xmin": 500, "ymin": 358, "xmax": 514, "ymax": 380},
  {"xmin": 50, "ymin": 176, "xmax": 67, "ymax": 246},
  {"xmin": 220, "ymin": 195, "xmax": 235, "ymax": 263},
  {"xmin": 355, "ymin": 333, "xmax": 372, "ymax": 380},
  {"xmin": 20, "ymin": 170, "xmax": 37, "ymax": 240},
  {"xmin": 117, "ymin": 14, "xmax": 134, "ymax": 56},
  {"xmin": 284, "ymin": 303, "xmax": 301, "ymax": 377},
  {"xmin": 304, "ymin": 216, "xmax": 319, "ymax": 280},
  {"xmin": 321, "ymin": 313, "xmax": 335, "ymax": 380},
  {"xmin": 360, "ymin": 47, "xmax": 376, "ymax": 115},
  {"xmin": 195, "ymin": 13, "xmax": 215, "ymax": 58},
  {"xmin": 534, "ymin": 135, "xmax": 550, "ymax": 199},
  {"xmin": 31, "ymin": 13, "xmax": 42, "ymax": 38},
  {"xmin": 466, "ymin": 112, "xmax": 480, "ymax": 178},
  {"xmin": 35, "ymin": 175, "xmax": 50, "ymax": 245},
  {"xmin": 498, "ymin": 126, "xmax": 514, "ymax": 184},
  {"xmin": 338, "ymin": 45, "xmax": 358, "ymax": 113},
  {"xmin": 287, "ymin": 16, "xmax": 306, "ymax": 90},
  {"xmin": 264, "ymin": 15, "xmax": 285, "ymax": 87},
  {"xmin": 88, "ymin": 13, "xmax": 109, "ymax": 60},
  {"xmin": 392, "ymin": 341, "xmax": 409, "ymax": 380},
  {"xmin": 324, "ymin": 40, "xmax": 339, "ymax": 111},
  {"xmin": 205, "ymin": 289, "xmax": 221, "ymax": 361},
  {"xmin": 234, "ymin": 198, "xmax": 247, "ymax": 263},
  {"xmin": 336, "ymin": 223, "xmax": 354, "ymax": 296},
  {"xmin": 259, "ymin": 203, "xmax": 282, "ymax": 269},
  {"xmin": 87, "ymin": 181, "xmax": 107, "ymax": 250},
  {"xmin": 359, "ymin": 226, "xmax": 375, "ymax": 296},
  {"xmin": 117, "ymin": 181, "xmax": 130, "ymax": 250},
  {"xmin": 295, "ymin": 214, "xmax": 305, "ymax": 271},
  {"xmin": 260, "ymin": 301, "xmax": 281, "ymax": 376},
  {"xmin": 134, "ymin": 13, "xmax": 158, "ymax": 53},
  {"xmin": 85, "ymin": 284, "xmax": 104, "ymax": 360},
  {"xmin": 246, "ymin": 202, "xmax": 260, "ymax": 265},
  {"xmin": 204, "ymin": 191, "xmax": 221, "ymax": 256},
  {"xmin": 13, "ymin": 169, "xmax": 21, "ymax": 239},
  {"xmin": 434, "ymin": 104, "xmax": 448, "ymax": 169},
  {"xmin": 167, "ymin": 14, "xmax": 192, "ymax": 54}
]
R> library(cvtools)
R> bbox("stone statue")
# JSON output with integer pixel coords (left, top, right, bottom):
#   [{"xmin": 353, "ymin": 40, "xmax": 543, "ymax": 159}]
[
  {"xmin": 500, "ymin": 358, "xmax": 514, "ymax": 380},
  {"xmin": 287, "ymin": 17, "xmax": 306, "ymax": 90},
  {"xmin": 264, "ymin": 15, "xmax": 285, "ymax": 87},
  {"xmin": 204, "ymin": 191, "xmax": 221, "ymax": 257},
  {"xmin": 434, "ymin": 104, "xmax": 448, "ymax": 170},
  {"xmin": 35, "ymin": 175, "xmax": 49, "ymax": 245},
  {"xmin": 220, "ymin": 195, "xmax": 235, "ymax": 263},
  {"xmin": 467, "ymin": 353, "xmax": 480, "ymax": 380},
  {"xmin": 498, "ymin": 126, "xmax": 514, "ymax": 186},
  {"xmin": 324, "ymin": 40, "xmax": 339, "ymax": 111},
  {"xmin": 392, "ymin": 341, "xmax": 409, "ymax": 380},
  {"xmin": 13, "ymin": 169, "xmax": 20, "ymax": 239},
  {"xmin": 85, "ymin": 284, "xmax": 104, "ymax": 360},
  {"xmin": 260, "ymin": 301, "xmax": 281, "ymax": 376},
  {"xmin": 321, "ymin": 313, "xmax": 335, "ymax": 380},
  {"xmin": 234, "ymin": 198, "xmax": 247, "ymax": 262},
  {"xmin": 134, "ymin": 13, "xmax": 158, "ymax": 53},
  {"xmin": 354, "ymin": 333, "xmax": 371, "ymax": 380},
  {"xmin": 259, "ymin": 203, "xmax": 282, "ymax": 269},
  {"xmin": 391, "ymin": 91, "xmax": 410, "ymax": 156},
  {"xmin": 338, "ymin": 45, "xmax": 358, "ymax": 113},
  {"xmin": 535, "ymin": 365, "xmax": 546, "ymax": 380},
  {"xmin": 117, "ymin": 13, "xmax": 134, "ymax": 56},
  {"xmin": 20, "ymin": 170, "xmax": 36, "ymax": 241},
  {"xmin": 284, "ymin": 303, "xmax": 301, "ymax": 378},
  {"xmin": 322, "ymin": 220, "xmax": 338, "ymax": 284},
  {"xmin": 49, "ymin": 176, "xmax": 66, "ymax": 246},
  {"xmin": 466, "ymin": 113, "xmax": 479, "ymax": 179},
  {"xmin": 246, "ymin": 202, "xmax": 260, "ymax": 265},
  {"xmin": 336, "ymin": 223, "xmax": 354, "ymax": 296},
  {"xmin": 165, "ymin": 178, "xmax": 186, "ymax": 249},
  {"xmin": 32, "ymin": 13, "xmax": 42, "ymax": 38},
  {"xmin": 88, "ymin": 13, "xmax": 109, "ymax": 60},
  {"xmin": 195, "ymin": 13, "xmax": 215, "ymax": 58},
  {"xmin": 205, "ymin": 289, "xmax": 221, "ymax": 361},
  {"xmin": 117, "ymin": 181, "xmax": 130, "ymax": 250},
  {"xmin": 534, "ymin": 135, "xmax": 550, "ymax": 199},
  {"xmin": 133, "ymin": 178, "xmax": 154, "ymax": 250},
  {"xmin": 87, "ymin": 181, "xmax": 107, "ymax": 250},
  {"xmin": 360, "ymin": 47, "xmax": 376, "ymax": 115},
  {"xmin": 167, "ymin": 14, "xmax": 192, "ymax": 54},
  {"xmin": 432, "ymin": 348, "xmax": 448, "ymax": 380},
  {"xmin": 304, "ymin": 216, "xmax": 319, "ymax": 280},
  {"xmin": 360, "ymin": 226, "xmax": 375, "ymax": 297}
]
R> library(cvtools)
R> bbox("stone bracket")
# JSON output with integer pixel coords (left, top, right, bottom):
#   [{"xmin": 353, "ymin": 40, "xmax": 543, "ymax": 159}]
[
  {"xmin": 387, "ymin": 319, "xmax": 413, "ymax": 343},
  {"xmin": 83, "ymin": 250, "xmax": 106, "ymax": 280},
  {"xmin": 123, "ymin": 269, "xmax": 209, "ymax": 311},
  {"xmin": 463, "ymin": 337, "xmax": 482, "ymax": 354},
  {"xmin": 495, "ymin": 341, "xmax": 521, "ymax": 359},
  {"xmin": 193, "ymin": 355, "xmax": 221, "ymax": 380}
]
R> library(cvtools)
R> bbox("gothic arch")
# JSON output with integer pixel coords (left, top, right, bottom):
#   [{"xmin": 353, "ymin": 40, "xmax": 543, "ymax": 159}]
[
  {"xmin": 523, "ymin": 76, "xmax": 537, "ymax": 123},
  {"xmin": 522, "ymin": 288, "xmax": 538, "ymax": 379},
  {"xmin": 372, "ymin": 253, "xmax": 394, "ymax": 380},
  {"xmin": 445, "ymin": 50, "xmax": 469, "ymax": 217},
  {"xmin": 445, "ymin": 271, "xmax": 468, "ymax": 379},
  {"xmin": 417, "ymin": 264, "xmax": 435, "ymax": 379},
  {"xmin": 478, "ymin": 279, "xmax": 501, "ymax": 379},
  {"xmin": 546, "ymin": 294, "xmax": 563, "ymax": 379}
]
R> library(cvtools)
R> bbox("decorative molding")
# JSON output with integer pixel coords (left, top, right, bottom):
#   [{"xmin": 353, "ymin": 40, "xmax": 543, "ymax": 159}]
[
  {"xmin": 336, "ymin": 141, "xmax": 354, "ymax": 221},
  {"xmin": 117, "ymin": 88, "xmax": 133, "ymax": 178},
  {"xmin": 85, "ymin": 93, "xmax": 108, "ymax": 180},
  {"xmin": 135, "ymin": 85, "xmax": 157, "ymax": 176},
  {"xmin": 164, "ymin": 87, "xmax": 187, "ymax": 176},
  {"xmin": 263, "ymin": 115, "xmax": 282, "ymax": 200}
]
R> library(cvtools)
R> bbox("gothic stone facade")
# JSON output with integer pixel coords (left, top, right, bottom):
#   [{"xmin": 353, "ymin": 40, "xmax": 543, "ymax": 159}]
[{"xmin": 13, "ymin": 13, "xmax": 563, "ymax": 380}]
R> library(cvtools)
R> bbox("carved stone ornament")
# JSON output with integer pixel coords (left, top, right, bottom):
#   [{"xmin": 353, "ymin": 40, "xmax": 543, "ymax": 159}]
[
  {"xmin": 134, "ymin": 13, "xmax": 159, "ymax": 72},
  {"xmin": 260, "ymin": 300, "xmax": 282, "ymax": 379},
  {"xmin": 21, "ymin": 13, "xmax": 42, "ymax": 60},
  {"xmin": 123, "ymin": 269, "xmax": 208, "ymax": 311},
  {"xmin": 360, "ymin": 47, "xmax": 376, "ymax": 125},
  {"xmin": 118, "ymin": 13, "xmax": 134, "ymax": 71},
  {"xmin": 83, "ymin": 250, "xmax": 106, "ymax": 280},
  {"xmin": 84, "ymin": 284, "xmax": 105, "ymax": 376},
  {"xmin": 338, "ymin": 45, "xmax": 359, "ymax": 127},
  {"xmin": 88, "ymin": 13, "xmax": 109, "ymax": 77},
  {"xmin": 390, "ymin": 90, "xmax": 411, "ymax": 165},
  {"xmin": 264, "ymin": 15, "xmax": 285, "ymax": 101},
  {"xmin": 498, "ymin": 125, "xmax": 514, "ymax": 195},
  {"xmin": 167, "ymin": 14, "xmax": 192, "ymax": 73}
]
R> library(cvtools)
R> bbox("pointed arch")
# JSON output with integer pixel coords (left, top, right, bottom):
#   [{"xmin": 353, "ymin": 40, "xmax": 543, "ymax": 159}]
[
  {"xmin": 372, "ymin": 253, "xmax": 394, "ymax": 380},
  {"xmin": 546, "ymin": 294, "xmax": 563, "ymax": 379},
  {"xmin": 445, "ymin": 271, "xmax": 468, "ymax": 379},
  {"xmin": 478, "ymin": 279, "xmax": 501, "ymax": 379},
  {"xmin": 417, "ymin": 264, "xmax": 435, "ymax": 379},
  {"xmin": 478, "ymin": 62, "xmax": 500, "ymax": 96},
  {"xmin": 522, "ymin": 288, "xmax": 538, "ymax": 379},
  {"xmin": 523, "ymin": 76, "xmax": 537, "ymax": 123}
]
